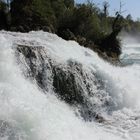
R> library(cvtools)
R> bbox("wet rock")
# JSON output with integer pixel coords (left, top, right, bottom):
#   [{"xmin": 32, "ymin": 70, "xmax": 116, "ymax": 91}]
[{"xmin": 15, "ymin": 44, "xmax": 113, "ymax": 121}]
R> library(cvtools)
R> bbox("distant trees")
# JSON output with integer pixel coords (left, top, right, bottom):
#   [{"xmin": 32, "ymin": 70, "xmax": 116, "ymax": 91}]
[
  {"xmin": 74, "ymin": 4, "xmax": 101, "ymax": 41},
  {"xmin": 10, "ymin": 0, "xmax": 56, "ymax": 31},
  {"xmin": 64, "ymin": 0, "xmax": 74, "ymax": 8},
  {"xmin": 10, "ymin": 0, "xmax": 75, "ymax": 32},
  {"xmin": 1, "ymin": 0, "xmax": 140, "ymax": 36},
  {"xmin": 57, "ymin": 2, "xmax": 102, "ymax": 42},
  {"xmin": 1, "ymin": 0, "xmax": 140, "ymax": 59},
  {"xmin": 121, "ymin": 14, "xmax": 140, "ymax": 34},
  {"xmin": 126, "ymin": 14, "xmax": 132, "ymax": 21},
  {"xmin": 0, "ymin": 0, "xmax": 10, "ymax": 29}
]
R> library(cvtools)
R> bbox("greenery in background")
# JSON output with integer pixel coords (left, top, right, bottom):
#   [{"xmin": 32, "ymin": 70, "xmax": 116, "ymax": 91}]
[
  {"xmin": 1, "ymin": 0, "xmax": 140, "ymax": 59},
  {"xmin": 0, "ymin": 1, "xmax": 9, "ymax": 29},
  {"xmin": 10, "ymin": 0, "xmax": 56, "ymax": 31}
]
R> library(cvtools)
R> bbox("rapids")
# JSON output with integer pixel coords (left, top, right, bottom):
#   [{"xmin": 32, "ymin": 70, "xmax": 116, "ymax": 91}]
[{"xmin": 0, "ymin": 31, "xmax": 140, "ymax": 140}]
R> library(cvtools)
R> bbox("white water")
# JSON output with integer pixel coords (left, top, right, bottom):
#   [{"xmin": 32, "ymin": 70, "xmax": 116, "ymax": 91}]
[
  {"xmin": 121, "ymin": 36, "xmax": 140, "ymax": 65},
  {"xmin": 0, "ymin": 31, "xmax": 140, "ymax": 140}
]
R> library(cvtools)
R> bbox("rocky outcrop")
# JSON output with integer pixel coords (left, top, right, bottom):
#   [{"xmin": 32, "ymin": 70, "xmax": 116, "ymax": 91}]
[{"xmin": 15, "ymin": 44, "xmax": 113, "ymax": 121}]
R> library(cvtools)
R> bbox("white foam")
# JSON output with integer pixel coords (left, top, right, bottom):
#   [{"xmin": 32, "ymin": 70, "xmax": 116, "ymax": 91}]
[{"xmin": 0, "ymin": 31, "xmax": 140, "ymax": 140}]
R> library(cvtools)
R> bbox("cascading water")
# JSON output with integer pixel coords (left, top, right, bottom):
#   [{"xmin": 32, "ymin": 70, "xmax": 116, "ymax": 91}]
[{"xmin": 0, "ymin": 31, "xmax": 140, "ymax": 140}]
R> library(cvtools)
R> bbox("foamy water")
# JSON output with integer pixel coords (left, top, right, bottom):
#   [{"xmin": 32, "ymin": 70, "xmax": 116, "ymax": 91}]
[
  {"xmin": 121, "ymin": 36, "xmax": 140, "ymax": 65},
  {"xmin": 0, "ymin": 31, "xmax": 140, "ymax": 140}
]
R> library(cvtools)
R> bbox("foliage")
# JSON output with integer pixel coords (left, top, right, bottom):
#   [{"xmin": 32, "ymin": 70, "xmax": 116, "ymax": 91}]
[
  {"xmin": 11, "ymin": 0, "xmax": 56, "ymax": 31},
  {"xmin": 0, "ymin": 1, "xmax": 9, "ymax": 29},
  {"xmin": 64, "ymin": 0, "xmax": 74, "ymax": 8},
  {"xmin": 2, "ymin": 0, "xmax": 140, "ymax": 59}
]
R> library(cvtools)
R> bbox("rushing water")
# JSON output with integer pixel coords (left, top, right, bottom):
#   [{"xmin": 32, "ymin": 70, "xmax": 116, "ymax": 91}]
[
  {"xmin": 121, "ymin": 37, "xmax": 140, "ymax": 65},
  {"xmin": 0, "ymin": 31, "xmax": 140, "ymax": 140}
]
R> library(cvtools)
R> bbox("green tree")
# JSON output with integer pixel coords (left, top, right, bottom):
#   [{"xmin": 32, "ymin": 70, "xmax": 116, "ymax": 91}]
[
  {"xmin": 126, "ymin": 14, "xmax": 132, "ymax": 21},
  {"xmin": 64, "ymin": 0, "xmax": 74, "ymax": 8},
  {"xmin": 11, "ymin": 0, "xmax": 56, "ymax": 31},
  {"xmin": 51, "ymin": 0, "xmax": 66, "ymax": 28},
  {"xmin": 0, "ymin": 1, "xmax": 10, "ymax": 30},
  {"xmin": 72, "ymin": 4, "xmax": 102, "ymax": 41}
]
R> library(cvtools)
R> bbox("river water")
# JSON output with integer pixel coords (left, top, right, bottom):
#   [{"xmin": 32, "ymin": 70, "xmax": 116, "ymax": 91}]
[{"xmin": 0, "ymin": 31, "xmax": 140, "ymax": 140}]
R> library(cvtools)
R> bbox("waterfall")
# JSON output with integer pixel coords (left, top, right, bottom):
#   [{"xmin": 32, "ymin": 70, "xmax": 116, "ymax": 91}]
[{"xmin": 0, "ymin": 31, "xmax": 140, "ymax": 140}]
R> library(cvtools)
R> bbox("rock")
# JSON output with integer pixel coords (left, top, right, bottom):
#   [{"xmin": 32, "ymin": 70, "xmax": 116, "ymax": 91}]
[
  {"xmin": 58, "ymin": 29, "xmax": 77, "ymax": 40},
  {"xmin": 15, "ymin": 44, "xmax": 114, "ymax": 121},
  {"xmin": 76, "ymin": 35, "xmax": 87, "ymax": 46},
  {"xmin": 42, "ymin": 26, "xmax": 52, "ymax": 32}
]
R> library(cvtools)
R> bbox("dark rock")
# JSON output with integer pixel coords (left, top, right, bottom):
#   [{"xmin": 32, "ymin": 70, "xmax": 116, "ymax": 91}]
[
  {"xmin": 58, "ymin": 29, "xmax": 77, "ymax": 40},
  {"xmin": 52, "ymin": 62, "xmax": 86, "ymax": 105},
  {"xmin": 15, "ymin": 44, "xmax": 114, "ymax": 121},
  {"xmin": 42, "ymin": 26, "xmax": 52, "ymax": 32},
  {"xmin": 76, "ymin": 35, "xmax": 87, "ymax": 46}
]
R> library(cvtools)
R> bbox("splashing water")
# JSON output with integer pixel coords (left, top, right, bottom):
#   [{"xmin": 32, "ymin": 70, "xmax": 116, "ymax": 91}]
[{"xmin": 0, "ymin": 31, "xmax": 140, "ymax": 140}]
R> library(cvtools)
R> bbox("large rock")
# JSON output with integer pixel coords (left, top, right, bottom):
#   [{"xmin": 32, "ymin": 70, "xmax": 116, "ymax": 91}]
[{"xmin": 15, "ymin": 44, "xmax": 113, "ymax": 121}]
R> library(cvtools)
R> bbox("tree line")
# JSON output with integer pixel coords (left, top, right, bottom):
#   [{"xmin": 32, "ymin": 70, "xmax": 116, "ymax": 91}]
[{"xmin": 0, "ymin": 0, "xmax": 140, "ymax": 59}]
